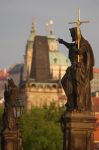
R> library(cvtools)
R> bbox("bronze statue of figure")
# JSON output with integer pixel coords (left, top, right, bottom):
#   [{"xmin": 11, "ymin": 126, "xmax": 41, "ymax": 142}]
[
  {"xmin": 58, "ymin": 27, "xmax": 94, "ymax": 111},
  {"xmin": 3, "ymin": 78, "xmax": 19, "ymax": 130}
]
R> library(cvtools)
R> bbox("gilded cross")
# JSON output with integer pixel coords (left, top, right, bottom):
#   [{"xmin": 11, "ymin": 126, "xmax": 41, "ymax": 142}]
[
  {"xmin": 69, "ymin": 8, "xmax": 90, "ymax": 49},
  {"xmin": 69, "ymin": 8, "xmax": 90, "ymax": 62}
]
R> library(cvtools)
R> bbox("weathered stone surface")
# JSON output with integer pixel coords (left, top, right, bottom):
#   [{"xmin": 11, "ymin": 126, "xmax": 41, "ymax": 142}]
[{"xmin": 61, "ymin": 111, "xmax": 96, "ymax": 150}]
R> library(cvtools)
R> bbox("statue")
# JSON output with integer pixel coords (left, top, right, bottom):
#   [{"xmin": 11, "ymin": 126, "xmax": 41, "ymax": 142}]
[
  {"xmin": 58, "ymin": 9, "xmax": 96, "ymax": 150},
  {"xmin": 1, "ymin": 78, "xmax": 24, "ymax": 150},
  {"xmin": 58, "ymin": 27, "xmax": 94, "ymax": 111},
  {"xmin": 3, "ymin": 78, "xmax": 19, "ymax": 130}
]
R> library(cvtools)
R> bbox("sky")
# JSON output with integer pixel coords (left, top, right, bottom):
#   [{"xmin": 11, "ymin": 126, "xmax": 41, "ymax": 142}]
[{"xmin": 0, "ymin": 0, "xmax": 99, "ymax": 69}]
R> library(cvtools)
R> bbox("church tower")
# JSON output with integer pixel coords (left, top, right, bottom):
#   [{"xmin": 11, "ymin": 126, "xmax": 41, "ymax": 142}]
[
  {"xmin": 20, "ymin": 20, "xmax": 69, "ymax": 109},
  {"xmin": 23, "ymin": 21, "xmax": 36, "ymax": 81},
  {"xmin": 30, "ymin": 35, "xmax": 50, "ymax": 82}
]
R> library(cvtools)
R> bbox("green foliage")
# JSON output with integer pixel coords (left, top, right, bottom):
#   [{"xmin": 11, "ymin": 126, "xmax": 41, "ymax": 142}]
[
  {"xmin": 21, "ymin": 103, "xmax": 64, "ymax": 150},
  {"xmin": 0, "ymin": 103, "xmax": 65, "ymax": 150}
]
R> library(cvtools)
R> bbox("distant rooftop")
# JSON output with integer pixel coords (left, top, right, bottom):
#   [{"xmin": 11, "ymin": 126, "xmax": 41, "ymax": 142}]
[
  {"xmin": 0, "ymin": 69, "xmax": 9, "ymax": 80},
  {"xmin": 93, "ymin": 68, "xmax": 99, "ymax": 73},
  {"xmin": 9, "ymin": 64, "xmax": 24, "ymax": 74}
]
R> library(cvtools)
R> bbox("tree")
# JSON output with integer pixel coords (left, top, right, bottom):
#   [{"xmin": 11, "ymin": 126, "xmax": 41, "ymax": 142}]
[{"xmin": 21, "ymin": 104, "xmax": 64, "ymax": 150}]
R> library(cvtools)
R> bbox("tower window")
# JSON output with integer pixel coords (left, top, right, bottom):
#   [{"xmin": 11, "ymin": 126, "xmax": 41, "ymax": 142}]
[{"xmin": 54, "ymin": 58, "xmax": 57, "ymax": 63}]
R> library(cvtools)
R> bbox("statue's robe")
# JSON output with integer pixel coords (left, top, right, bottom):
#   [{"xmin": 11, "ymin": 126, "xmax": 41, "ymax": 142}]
[{"xmin": 61, "ymin": 36, "xmax": 94, "ymax": 111}]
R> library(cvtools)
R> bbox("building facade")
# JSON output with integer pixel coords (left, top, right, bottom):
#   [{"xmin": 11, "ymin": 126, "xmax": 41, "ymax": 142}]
[
  {"xmin": 19, "ymin": 20, "xmax": 69, "ymax": 109},
  {"xmin": 91, "ymin": 68, "xmax": 99, "ymax": 93}
]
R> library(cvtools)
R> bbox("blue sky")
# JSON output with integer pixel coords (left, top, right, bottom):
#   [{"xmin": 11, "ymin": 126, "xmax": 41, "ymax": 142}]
[{"xmin": 0, "ymin": 0, "xmax": 99, "ymax": 68}]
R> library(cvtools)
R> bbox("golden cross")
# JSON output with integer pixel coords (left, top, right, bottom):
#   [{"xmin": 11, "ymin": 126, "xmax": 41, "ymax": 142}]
[
  {"xmin": 69, "ymin": 8, "xmax": 90, "ymax": 48},
  {"xmin": 69, "ymin": 8, "xmax": 90, "ymax": 62}
]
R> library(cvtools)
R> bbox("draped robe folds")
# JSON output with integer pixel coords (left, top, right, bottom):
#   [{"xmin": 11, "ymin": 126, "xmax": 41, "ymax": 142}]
[{"xmin": 61, "ymin": 36, "xmax": 94, "ymax": 111}]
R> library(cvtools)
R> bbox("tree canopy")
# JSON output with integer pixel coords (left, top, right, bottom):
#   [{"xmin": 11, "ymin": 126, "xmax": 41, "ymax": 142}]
[
  {"xmin": 21, "ymin": 103, "xmax": 65, "ymax": 150},
  {"xmin": 0, "ymin": 103, "xmax": 65, "ymax": 150}
]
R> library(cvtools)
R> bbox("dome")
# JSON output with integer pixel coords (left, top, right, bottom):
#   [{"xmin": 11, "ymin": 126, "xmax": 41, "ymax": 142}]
[{"xmin": 49, "ymin": 51, "xmax": 69, "ymax": 66}]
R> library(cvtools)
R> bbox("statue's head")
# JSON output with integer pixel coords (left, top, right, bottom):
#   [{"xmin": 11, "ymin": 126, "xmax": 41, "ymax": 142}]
[{"xmin": 69, "ymin": 27, "xmax": 77, "ymax": 42}]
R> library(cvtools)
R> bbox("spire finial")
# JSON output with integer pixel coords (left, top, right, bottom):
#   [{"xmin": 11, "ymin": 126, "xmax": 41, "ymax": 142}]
[
  {"xmin": 45, "ymin": 23, "xmax": 49, "ymax": 36},
  {"xmin": 49, "ymin": 19, "xmax": 54, "ymax": 35},
  {"xmin": 28, "ymin": 18, "xmax": 36, "ymax": 41},
  {"xmin": 31, "ymin": 17, "xmax": 36, "ymax": 34}
]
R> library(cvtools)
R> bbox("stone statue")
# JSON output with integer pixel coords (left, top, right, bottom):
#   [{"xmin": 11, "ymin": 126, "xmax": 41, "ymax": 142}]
[
  {"xmin": 58, "ymin": 27, "xmax": 94, "ymax": 111},
  {"xmin": 3, "ymin": 78, "xmax": 19, "ymax": 130},
  {"xmin": 1, "ymin": 78, "xmax": 24, "ymax": 150}
]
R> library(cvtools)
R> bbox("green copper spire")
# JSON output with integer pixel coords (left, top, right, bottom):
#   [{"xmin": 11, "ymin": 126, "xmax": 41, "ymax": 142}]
[{"xmin": 28, "ymin": 20, "xmax": 36, "ymax": 42}]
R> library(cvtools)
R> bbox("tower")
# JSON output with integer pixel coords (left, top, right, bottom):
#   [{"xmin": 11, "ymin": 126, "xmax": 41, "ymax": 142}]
[
  {"xmin": 20, "ymin": 20, "xmax": 69, "ymax": 109},
  {"xmin": 23, "ymin": 21, "xmax": 36, "ymax": 81},
  {"xmin": 30, "ymin": 36, "xmax": 50, "ymax": 82}
]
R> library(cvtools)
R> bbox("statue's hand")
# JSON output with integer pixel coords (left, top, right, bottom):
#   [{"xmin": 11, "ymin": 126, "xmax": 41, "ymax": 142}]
[{"xmin": 57, "ymin": 38, "xmax": 64, "ymax": 44}]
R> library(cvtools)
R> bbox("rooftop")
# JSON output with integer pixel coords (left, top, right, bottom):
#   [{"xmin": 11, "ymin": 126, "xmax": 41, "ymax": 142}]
[
  {"xmin": 93, "ymin": 68, "xmax": 99, "ymax": 73},
  {"xmin": 49, "ymin": 51, "xmax": 69, "ymax": 66},
  {"xmin": 9, "ymin": 64, "xmax": 24, "ymax": 74}
]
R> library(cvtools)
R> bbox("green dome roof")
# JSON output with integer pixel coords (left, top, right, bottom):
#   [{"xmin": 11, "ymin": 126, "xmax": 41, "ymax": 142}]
[{"xmin": 49, "ymin": 51, "xmax": 69, "ymax": 65}]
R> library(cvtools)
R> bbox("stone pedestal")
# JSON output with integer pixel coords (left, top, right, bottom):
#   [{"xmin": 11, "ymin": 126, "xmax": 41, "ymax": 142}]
[
  {"xmin": 61, "ymin": 111, "xmax": 96, "ymax": 150},
  {"xmin": 1, "ymin": 129, "xmax": 23, "ymax": 150},
  {"xmin": 1, "ymin": 129, "xmax": 17, "ymax": 150}
]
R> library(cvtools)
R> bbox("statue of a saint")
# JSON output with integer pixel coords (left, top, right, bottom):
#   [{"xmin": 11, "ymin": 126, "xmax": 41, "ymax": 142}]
[
  {"xmin": 3, "ymin": 78, "xmax": 19, "ymax": 130},
  {"xmin": 58, "ymin": 27, "xmax": 94, "ymax": 111}
]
